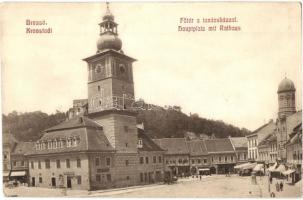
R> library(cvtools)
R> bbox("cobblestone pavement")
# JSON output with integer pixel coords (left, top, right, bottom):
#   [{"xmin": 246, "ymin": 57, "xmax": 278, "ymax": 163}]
[
  {"xmin": 3, "ymin": 175, "xmax": 302, "ymax": 197},
  {"xmin": 255, "ymin": 175, "xmax": 302, "ymax": 198}
]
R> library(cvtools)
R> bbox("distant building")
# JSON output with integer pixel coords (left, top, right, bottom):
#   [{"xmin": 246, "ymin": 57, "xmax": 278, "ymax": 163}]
[
  {"xmin": 276, "ymin": 78, "xmax": 301, "ymax": 161},
  {"xmin": 249, "ymin": 77, "xmax": 302, "ymax": 175},
  {"xmin": 285, "ymin": 123, "xmax": 302, "ymax": 183},
  {"xmin": 187, "ymin": 139, "xmax": 209, "ymax": 175},
  {"xmin": 153, "ymin": 138, "xmax": 190, "ymax": 176},
  {"xmin": 184, "ymin": 132, "xmax": 198, "ymax": 140},
  {"xmin": 2, "ymin": 132, "xmax": 18, "ymax": 181},
  {"xmin": 10, "ymin": 141, "xmax": 34, "ymax": 184},
  {"xmin": 258, "ymin": 133, "xmax": 277, "ymax": 164},
  {"xmin": 68, "ymin": 99, "xmax": 88, "ymax": 119},
  {"xmin": 229, "ymin": 137, "xmax": 248, "ymax": 164},
  {"xmin": 154, "ymin": 138, "xmax": 238, "ymax": 175},
  {"xmin": 246, "ymin": 120, "xmax": 276, "ymax": 161},
  {"xmin": 205, "ymin": 138, "xmax": 236, "ymax": 174}
]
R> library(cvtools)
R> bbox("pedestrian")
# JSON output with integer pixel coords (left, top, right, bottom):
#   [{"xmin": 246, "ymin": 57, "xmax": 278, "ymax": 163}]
[
  {"xmin": 275, "ymin": 182, "xmax": 279, "ymax": 192},
  {"xmin": 280, "ymin": 182, "xmax": 283, "ymax": 191},
  {"xmin": 199, "ymin": 175, "xmax": 201, "ymax": 180}
]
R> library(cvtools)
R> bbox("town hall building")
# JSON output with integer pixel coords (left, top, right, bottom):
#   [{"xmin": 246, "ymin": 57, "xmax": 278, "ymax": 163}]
[{"xmin": 25, "ymin": 3, "xmax": 165, "ymax": 190}]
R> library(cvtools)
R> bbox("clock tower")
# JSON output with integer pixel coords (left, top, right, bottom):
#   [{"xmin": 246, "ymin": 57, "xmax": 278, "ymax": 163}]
[
  {"xmin": 83, "ymin": 3, "xmax": 136, "ymax": 114},
  {"xmin": 83, "ymin": 3, "xmax": 138, "ymax": 157}
]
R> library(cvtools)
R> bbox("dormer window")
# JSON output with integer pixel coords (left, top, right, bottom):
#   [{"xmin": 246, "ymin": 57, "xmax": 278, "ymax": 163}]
[
  {"xmin": 53, "ymin": 140, "xmax": 57, "ymax": 149},
  {"xmin": 66, "ymin": 138, "xmax": 71, "ymax": 147},
  {"xmin": 138, "ymin": 139, "xmax": 143, "ymax": 148},
  {"xmin": 73, "ymin": 137, "xmax": 77, "ymax": 146}
]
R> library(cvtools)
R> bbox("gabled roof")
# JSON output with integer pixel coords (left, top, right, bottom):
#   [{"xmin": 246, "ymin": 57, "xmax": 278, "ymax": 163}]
[
  {"xmin": 138, "ymin": 129, "xmax": 164, "ymax": 152},
  {"xmin": 287, "ymin": 122, "xmax": 302, "ymax": 145},
  {"xmin": 229, "ymin": 137, "xmax": 247, "ymax": 150},
  {"xmin": 247, "ymin": 121, "xmax": 276, "ymax": 142},
  {"xmin": 187, "ymin": 139, "xmax": 208, "ymax": 156},
  {"xmin": 258, "ymin": 133, "xmax": 276, "ymax": 147},
  {"xmin": 2, "ymin": 132, "xmax": 19, "ymax": 147},
  {"xmin": 12, "ymin": 142, "xmax": 35, "ymax": 155},
  {"xmin": 153, "ymin": 138, "xmax": 189, "ymax": 155},
  {"xmin": 45, "ymin": 116, "xmax": 102, "ymax": 132},
  {"xmin": 286, "ymin": 111, "xmax": 302, "ymax": 137},
  {"xmin": 204, "ymin": 138, "xmax": 234, "ymax": 153}
]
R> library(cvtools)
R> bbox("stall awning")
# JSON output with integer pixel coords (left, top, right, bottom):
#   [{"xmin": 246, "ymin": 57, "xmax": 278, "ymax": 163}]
[
  {"xmin": 10, "ymin": 171, "xmax": 26, "ymax": 177},
  {"xmin": 242, "ymin": 162, "xmax": 257, "ymax": 170},
  {"xmin": 253, "ymin": 164, "xmax": 264, "ymax": 172},
  {"xmin": 274, "ymin": 164, "xmax": 286, "ymax": 173},
  {"xmin": 199, "ymin": 168, "xmax": 210, "ymax": 171},
  {"xmin": 267, "ymin": 163, "xmax": 277, "ymax": 172},
  {"xmin": 282, "ymin": 169, "xmax": 295, "ymax": 176},
  {"xmin": 234, "ymin": 163, "xmax": 250, "ymax": 169}
]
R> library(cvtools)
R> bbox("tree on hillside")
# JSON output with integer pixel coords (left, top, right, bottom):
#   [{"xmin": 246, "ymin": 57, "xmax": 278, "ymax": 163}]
[{"xmin": 2, "ymin": 111, "xmax": 67, "ymax": 142}]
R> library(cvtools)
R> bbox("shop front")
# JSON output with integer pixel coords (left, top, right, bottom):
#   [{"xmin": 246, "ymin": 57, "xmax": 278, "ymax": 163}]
[{"xmin": 9, "ymin": 170, "xmax": 28, "ymax": 184}]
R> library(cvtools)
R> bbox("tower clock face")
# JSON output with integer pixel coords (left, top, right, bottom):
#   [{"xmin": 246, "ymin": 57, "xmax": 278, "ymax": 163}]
[
  {"xmin": 95, "ymin": 64, "xmax": 104, "ymax": 74},
  {"xmin": 119, "ymin": 64, "xmax": 126, "ymax": 74}
]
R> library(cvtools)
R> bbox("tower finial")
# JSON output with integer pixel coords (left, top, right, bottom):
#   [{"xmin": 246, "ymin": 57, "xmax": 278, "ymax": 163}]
[{"xmin": 106, "ymin": 2, "xmax": 109, "ymax": 10}]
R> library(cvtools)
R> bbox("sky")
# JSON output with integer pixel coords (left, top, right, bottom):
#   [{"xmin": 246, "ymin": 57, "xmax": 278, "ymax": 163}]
[{"xmin": 1, "ymin": 2, "xmax": 302, "ymax": 131}]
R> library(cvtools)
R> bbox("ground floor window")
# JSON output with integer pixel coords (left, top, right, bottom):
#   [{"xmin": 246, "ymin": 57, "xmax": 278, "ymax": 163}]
[
  {"xmin": 140, "ymin": 173, "xmax": 144, "ymax": 182},
  {"xmin": 106, "ymin": 174, "xmax": 111, "ymax": 182},
  {"xmin": 96, "ymin": 174, "xmax": 101, "ymax": 182},
  {"xmin": 144, "ymin": 173, "xmax": 148, "ymax": 182},
  {"xmin": 39, "ymin": 177, "xmax": 42, "ymax": 183},
  {"xmin": 77, "ymin": 176, "xmax": 81, "ymax": 185}
]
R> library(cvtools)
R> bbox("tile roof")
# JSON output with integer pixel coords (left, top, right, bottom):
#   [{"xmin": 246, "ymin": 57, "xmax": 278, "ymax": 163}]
[
  {"xmin": 138, "ymin": 129, "xmax": 164, "ymax": 152},
  {"xmin": 187, "ymin": 139, "xmax": 208, "ymax": 156},
  {"xmin": 248, "ymin": 121, "xmax": 276, "ymax": 142},
  {"xmin": 204, "ymin": 138, "xmax": 234, "ymax": 153},
  {"xmin": 287, "ymin": 122, "xmax": 302, "ymax": 145},
  {"xmin": 12, "ymin": 142, "xmax": 35, "ymax": 155},
  {"xmin": 45, "ymin": 116, "xmax": 102, "ymax": 132},
  {"xmin": 286, "ymin": 111, "xmax": 302, "ymax": 137},
  {"xmin": 2, "ymin": 132, "xmax": 18, "ymax": 147},
  {"xmin": 258, "ymin": 133, "xmax": 276, "ymax": 147},
  {"xmin": 27, "ymin": 117, "xmax": 114, "ymax": 155},
  {"xmin": 229, "ymin": 137, "xmax": 247, "ymax": 149},
  {"xmin": 153, "ymin": 138, "xmax": 189, "ymax": 155}
]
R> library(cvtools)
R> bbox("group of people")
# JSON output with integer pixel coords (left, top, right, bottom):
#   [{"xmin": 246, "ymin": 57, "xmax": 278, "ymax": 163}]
[
  {"xmin": 269, "ymin": 176, "xmax": 284, "ymax": 191},
  {"xmin": 269, "ymin": 176, "xmax": 284, "ymax": 198},
  {"xmin": 275, "ymin": 181, "xmax": 284, "ymax": 192}
]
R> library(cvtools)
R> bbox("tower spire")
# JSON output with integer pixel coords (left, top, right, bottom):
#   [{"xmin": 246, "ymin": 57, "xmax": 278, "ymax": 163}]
[{"xmin": 96, "ymin": 2, "xmax": 122, "ymax": 52}]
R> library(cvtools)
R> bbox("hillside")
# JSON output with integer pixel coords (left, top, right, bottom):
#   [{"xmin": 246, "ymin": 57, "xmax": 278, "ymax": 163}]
[
  {"xmin": 135, "ymin": 101, "xmax": 250, "ymax": 139},
  {"xmin": 2, "ymin": 111, "xmax": 67, "ymax": 142},
  {"xmin": 2, "ymin": 103, "xmax": 250, "ymax": 142}
]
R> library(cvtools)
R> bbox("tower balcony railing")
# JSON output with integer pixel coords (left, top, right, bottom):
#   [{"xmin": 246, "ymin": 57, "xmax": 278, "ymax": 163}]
[{"xmin": 88, "ymin": 95, "xmax": 136, "ymax": 113}]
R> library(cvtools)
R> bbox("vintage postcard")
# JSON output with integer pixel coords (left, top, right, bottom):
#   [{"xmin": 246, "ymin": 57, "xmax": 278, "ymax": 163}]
[{"xmin": 0, "ymin": 1, "xmax": 302, "ymax": 198}]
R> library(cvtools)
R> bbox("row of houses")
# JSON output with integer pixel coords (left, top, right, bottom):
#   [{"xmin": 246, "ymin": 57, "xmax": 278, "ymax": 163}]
[
  {"xmin": 154, "ymin": 137, "xmax": 247, "ymax": 176},
  {"xmin": 3, "ymin": 131, "xmax": 248, "ymax": 189},
  {"xmin": 246, "ymin": 77, "xmax": 302, "ymax": 183}
]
